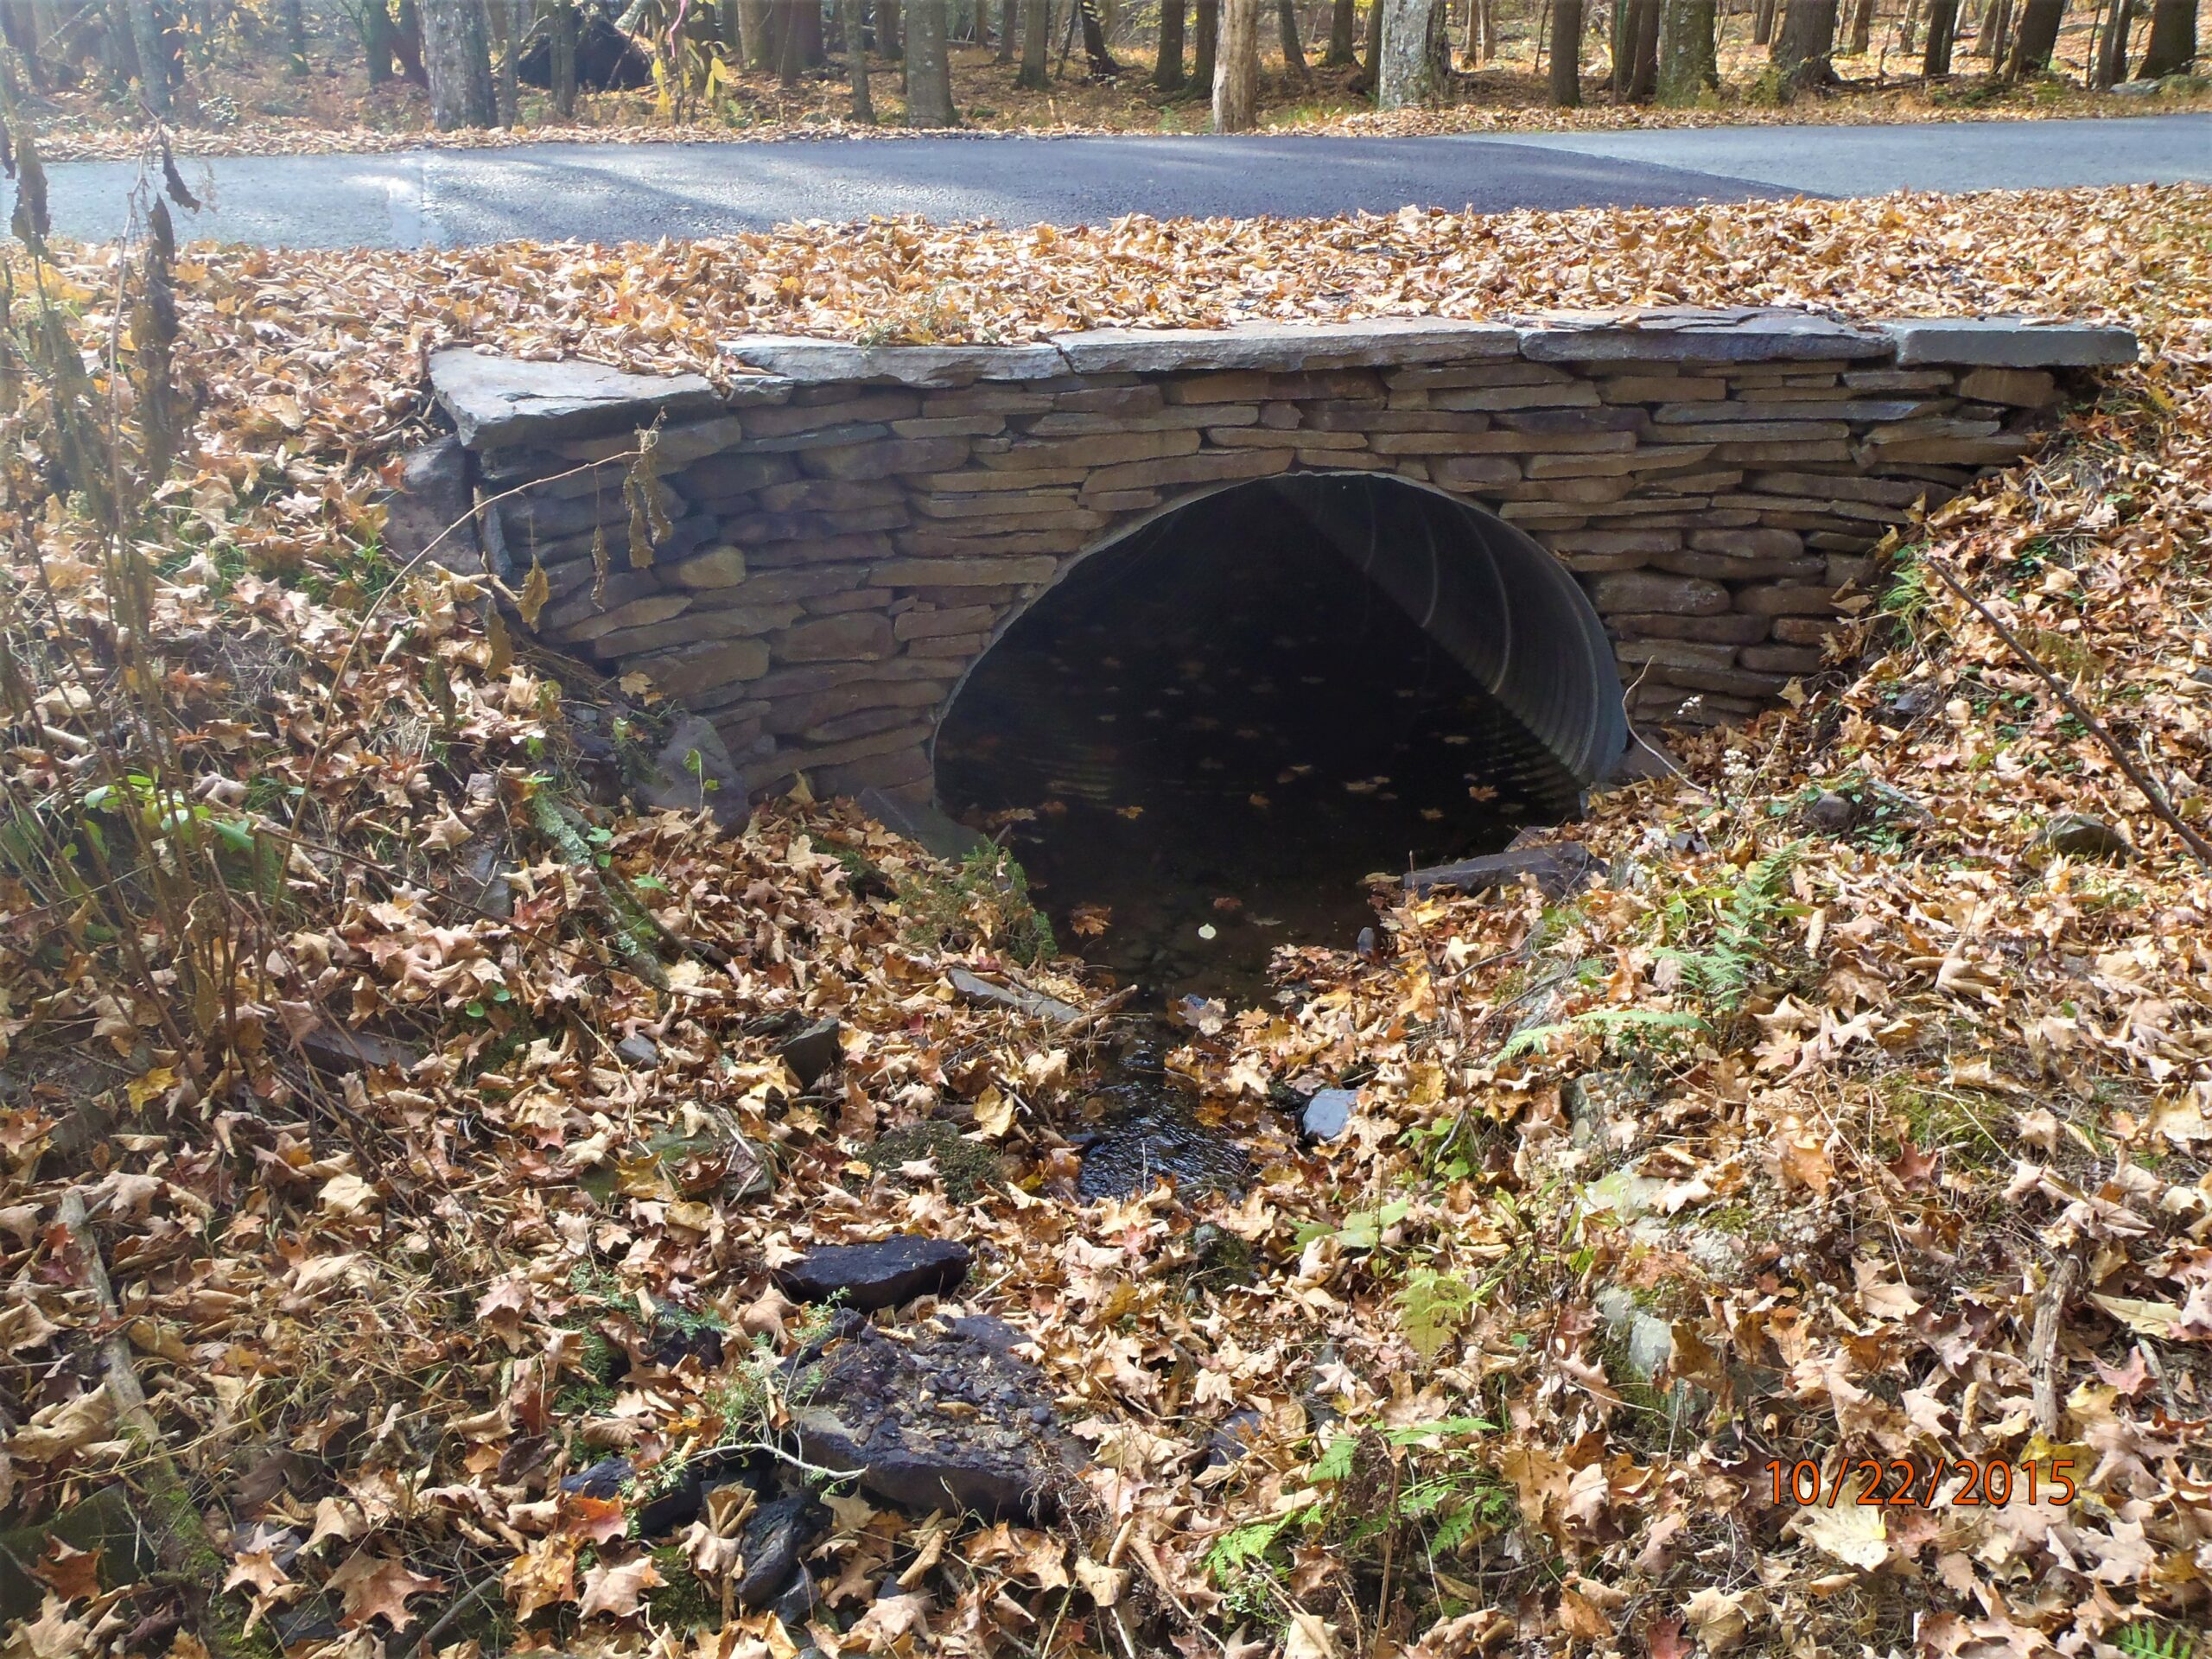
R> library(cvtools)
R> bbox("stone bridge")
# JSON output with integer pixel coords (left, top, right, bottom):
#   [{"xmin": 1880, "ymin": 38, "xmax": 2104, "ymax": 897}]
[{"xmin": 422, "ymin": 308, "xmax": 2135, "ymax": 804}]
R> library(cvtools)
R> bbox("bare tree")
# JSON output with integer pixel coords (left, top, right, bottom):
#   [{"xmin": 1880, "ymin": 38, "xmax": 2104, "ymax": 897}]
[
  {"xmin": 1753, "ymin": 0, "xmax": 1777, "ymax": 41},
  {"xmin": 1657, "ymin": 0, "xmax": 1716, "ymax": 96},
  {"xmin": 1376, "ymin": 0, "xmax": 1440, "ymax": 101},
  {"xmin": 1278, "ymin": 0, "xmax": 1312, "ymax": 77},
  {"xmin": 486, "ymin": 0, "xmax": 518, "ymax": 125},
  {"xmin": 878, "ymin": 0, "xmax": 903, "ymax": 54},
  {"xmin": 1770, "ymin": 0, "xmax": 1838, "ymax": 85},
  {"xmin": 1194, "ymin": 0, "xmax": 1219, "ymax": 86},
  {"xmin": 1921, "ymin": 0, "xmax": 1959, "ymax": 69},
  {"xmin": 123, "ymin": 0, "xmax": 171, "ymax": 114},
  {"xmin": 2136, "ymin": 0, "xmax": 2196, "ymax": 72},
  {"xmin": 421, "ymin": 0, "xmax": 496, "ymax": 127},
  {"xmin": 2004, "ymin": 0, "xmax": 2063, "ymax": 72},
  {"xmin": 906, "ymin": 0, "xmax": 956, "ymax": 119},
  {"xmin": 1020, "ymin": 0, "xmax": 1050, "ymax": 83},
  {"xmin": 1847, "ymin": 0, "xmax": 1876, "ymax": 49},
  {"xmin": 1325, "ymin": 0, "xmax": 1357, "ymax": 60},
  {"xmin": 1549, "ymin": 0, "xmax": 1582, "ymax": 97},
  {"xmin": 1000, "ymin": 0, "xmax": 1018, "ymax": 56},
  {"xmin": 547, "ymin": 0, "xmax": 580, "ymax": 114},
  {"xmin": 844, "ymin": 0, "xmax": 877, "ymax": 113},
  {"xmin": 280, "ymin": 0, "xmax": 309, "ymax": 74},
  {"xmin": 2091, "ymin": 0, "xmax": 2131, "ymax": 81},
  {"xmin": 1158, "ymin": 0, "xmax": 1187, "ymax": 82},
  {"xmin": 1213, "ymin": 0, "xmax": 1258, "ymax": 126}
]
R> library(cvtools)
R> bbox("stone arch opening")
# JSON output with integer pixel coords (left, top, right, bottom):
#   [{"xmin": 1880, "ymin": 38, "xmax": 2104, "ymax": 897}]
[{"xmin": 934, "ymin": 473, "xmax": 1629, "ymax": 998}]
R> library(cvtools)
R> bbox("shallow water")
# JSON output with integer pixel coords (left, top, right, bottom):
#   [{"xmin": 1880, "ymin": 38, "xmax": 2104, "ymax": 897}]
[{"xmin": 938, "ymin": 484, "xmax": 1580, "ymax": 1005}]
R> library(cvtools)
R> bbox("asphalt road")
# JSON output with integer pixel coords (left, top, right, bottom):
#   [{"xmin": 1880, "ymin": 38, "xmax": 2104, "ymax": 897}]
[{"xmin": 16, "ymin": 112, "xmax": 2207, "ymax": 246}]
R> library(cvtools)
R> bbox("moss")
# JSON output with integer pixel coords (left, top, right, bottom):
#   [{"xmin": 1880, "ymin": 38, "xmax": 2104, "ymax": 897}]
[
  {"xmin": 646, "ymin": 1546, "xmax": 721, "ymax": 1627},
  {"xmin": 896, "ymin": 845, "xmax": 1057, "ymax": 965},
  {"xmin": 862, "ymin": 1119, "xmax": 1003, "ymax": 1204}
]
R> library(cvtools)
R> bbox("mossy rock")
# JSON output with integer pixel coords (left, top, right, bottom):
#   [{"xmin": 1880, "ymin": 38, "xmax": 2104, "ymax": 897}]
[
  {"xmin": 862, "ymin": 1120, "xmax": 1006, "ymax": 1204},
  {"xmin": 0, "ymin": 1486, "xmax": 159, "ymax": 1621}
]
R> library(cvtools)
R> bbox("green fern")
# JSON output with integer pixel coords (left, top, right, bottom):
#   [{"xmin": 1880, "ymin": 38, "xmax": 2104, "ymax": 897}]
[
  {"xmin": 1400, "ymin": 1268, "xmax": 1480, "ymax": 1359},
  {"xmin": 2112, "ymin": 1623, "xmax": 2202, "ymax": 1659},
  {"xmin": 1500, "ymin": 1007, "xmax": 1710, "ymax": 1063},
  {"xmin": 1656, "ymin": 841, "xmax": 1805, "ymax": 1013}
]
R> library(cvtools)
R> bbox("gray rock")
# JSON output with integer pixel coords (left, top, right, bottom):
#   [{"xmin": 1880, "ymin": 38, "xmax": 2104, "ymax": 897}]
[
  {"xmin": 380, "ymin": 436, "xmax": 480, "ymax": 574},
  {"xmin": 721, "ymin": 337, "xmax": 1071, "ymax": 387},
  {"xmin": 1300, "ymin": 1088, "xmax": 1357, "ymax": 1142},
  {"xmin": 1804, "ymin": 791, "xmax": 1859, "ymax": 833},
  {"xmin": 1882, "ymin": 318, "xmax": 2139, "ymax": 368},
  {"xmin": 772, "ymin": 1235, "xmax": 972, "ymax": 1312},
  {"xmin": 948, "ymin": 968, "xmax": 1085, "ymax": 1026},
  {"xmin": 2038, "ymin": 811, "xmax": 2133, "ymax": 862},
  {"xmin": 772, "ymin": 1567, "xmax": 821, "ymax": 1631},
  {"xmin": 635, "ymin": 714, "xmax": 745, "ymax": 827},
  {"xmin": 430, "ymin": 349, "xmax": 719, "ymax": 448},
  {"xmin": 1050, "ymin": 319, "xmax": 1520, "ymax": 375},
  {"xmin": 1518, "ymin": 306, "xmax": 1889, "ymax": 364},
  {"xmin": 788, "ymin": 1320, "xmax": 1084, "ymax": 1520},
  {"xmin": 776, "ymin": 1018, "xmax": 843, "ymax": 1089},
  {"xmin": 737, "ymin": 1493, "xmax": 830, "ymax": 1609},
  {"xmin": 860, "ymin": 788, "xmax": 992, "ymax": 862},
  {"xmin": 615, "ymin": 1033, "xmax": 661, "ymax": 1067},
  {"xmin": 1404, "ymin": 842, "xmax": 1599, "ymax": 900}
]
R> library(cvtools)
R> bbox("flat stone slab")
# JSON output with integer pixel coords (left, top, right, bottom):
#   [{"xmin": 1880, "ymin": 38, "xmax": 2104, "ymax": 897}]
[
  {"xmin": 1517, "ymin": 306, "xmax": 1891, "ymax": 363},
  {"xmin": 948, "ymin": 968, "xmax": 1085, "ymax": 1025},
  {"xmin": 1405, "ymin": 841, "xmax": 1600, "ymax": 899},
  {"xmin": 790, "ymin": 1318, "xmax": 1084, "ymax": 1520},
  {"xmin": 1050, "ymin": 318, "xmax": 1521, "ymax": 374},
  {"xmin": 721, "ymin": 336, "xmax": 1071, "ymax": 387},
  {"xmin": 429, "ymin": 348, "xmax": 720, "ymax": 448},
  {"xmin": 772, "ymin": 1235, "xmax": 972, "ymax": 1312},
  {"xmin": 1882, "ymin": 318, "xmax": 2139, "ymax": 367}
]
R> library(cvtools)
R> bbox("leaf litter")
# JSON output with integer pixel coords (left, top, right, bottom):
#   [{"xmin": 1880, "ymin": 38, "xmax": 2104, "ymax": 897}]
[{"xmin": 0, "ymin": 181, "xmax": 2208, "ymax": 1653}]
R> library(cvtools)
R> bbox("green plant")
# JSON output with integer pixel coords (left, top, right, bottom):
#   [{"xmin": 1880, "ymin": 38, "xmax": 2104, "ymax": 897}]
[
  {"xmin": 1654, "ymin": 841, "xmax": 1806, "ymax": 1014},
  {"xmin": 896, "ymin": 845, "xmax": 1057, "ymax": 964},
  {"xmin": 1399, "ymin": 1266, "xmax": 1480, "ymax": 1359},
  {"xmin": 2111, "ymin": 1622, "xmax": 2202, "ymax": 1659}
]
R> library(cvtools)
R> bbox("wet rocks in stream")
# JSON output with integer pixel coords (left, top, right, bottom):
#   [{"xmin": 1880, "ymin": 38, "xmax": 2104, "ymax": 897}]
[
  {"xmin": 788, "ymin": 1315, "xmax": 1084, "ymax": 1521},
  {"xmin": 773, "ymin": 1235, "xmax": 971, "ymax": 1313},
  {"xmin": 1073, "ymin": 1039, "xmax": 1251, "ymax": 1202}
]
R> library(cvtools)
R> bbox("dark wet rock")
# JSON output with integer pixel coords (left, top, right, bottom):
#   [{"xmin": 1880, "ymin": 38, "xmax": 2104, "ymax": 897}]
[
  {"xmin": 1203, "ymin": 1405, "xmax": 1267, "ymax": 1471},
  {"xmin": 615, "ymin": 1033, "xmax": 660, "ymax": 1067},
  {"xmin": 562, "ymin": 1447, "xmax": 769, "ymax": 1536},
  {"xmin": 788, "ymin": 1320, "xmax": 1084, "ymax": 1520},
  {"xmin": 518, "ymin": 6, "xmax": 653, "ymax": 90},
  {"xmin": 643, "ymin": 1315, "xmax": 726, "ymax": 1373},
  {"xmin": 0, "ymin": 1487, "xmax": 157, "ymax": 1622},
  {"xmin": 776, "ymin": 1017, "xmax": 843, "ymax": 1089},
  {"xmin": 297, "ymin": 1023, "xmax": 425, "ymax": 1075},
  {"xmin": 1404, "ymin": 841, "xmax": 1598, "ymax": 900},
  {"xmin": 2038, "ymin": 811, "xmax": 2133, "ymax": 862},
  {"xmin": 772, "ymin": 1567, "xmax": 821, "ymax": 1630},
  {"xmin": 1803, "ymin": 790, "xmax": 1859, "ymax": 833},
  {"xmin": 737, "ymin": 1492, "xmax": 830, "ymax": 1609},
  {"xmin": 1300, "ymin": 1088, "xmax": 1357, "ymax": 1142},
  {"xmin": 1077, "ymin": 1114, "xmax": 1250, "ymax": 1201},
  {"xmin": 773, "ymin": 1236, "xmax": 971, "ymax": 1313}
]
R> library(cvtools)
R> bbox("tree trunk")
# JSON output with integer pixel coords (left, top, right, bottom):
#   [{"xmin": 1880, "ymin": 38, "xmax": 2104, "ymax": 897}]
[
  {"xmin": 1278, "ymin": 0, "xmax": 1312, "ymax": 74},
  {"xmin": 1921, "ymin": 0, "xmax": 1958, "ymax": 68},
  {"xmin": 421, "ymin": 0, "xmax": 496, "ymax": 127},
  {"xmin": 1077, "ymin": 0, "xmax": 1120, "ymax": 69},
  {"xmin": 279, "ymin": 0, "xmax": 308, "ymax": 73},
  {"xmin": 1376, "ymin": 0, "xmax": 1440, "ymax": 99},
  {"xmin": 488, "ymin": 0, "xmax": 518, "ymax": 124},
  {"xmin": 905, "ymin": 0, "xmax": 955, "ymax": 118},
  {"xmin": 1213, "ymin": 0, "xmax": 1258, "ymax": 124},
  {"xmin": 124, "ymin": 0, "xmax": 169, "ymax": 112},
  {"xmin": 1771, "ymin": 0, "xmax": 1837, "ymax": 82},
  {"xmin": 842, "ymin": 0, "xmax": 877, "ymax": 112},
  {"xmin": 1194, "ymin": 0, "xmax": 1220, "ymax": 86},
  {"xmin": 1847, "ymin": 0, "xmax": 1875, "ymax": 49},
  {"xmin": 1549, "ymin": 0, "xmax": 1583, "ymax": 94},
  {"xmin": 1000, "ymin": 0, "xmax": 1019, "ymax": 56},
  {"xmin": 1325, "ymin": 0, "xmax": 1358, "ymax": 59},
  {"xmin": 1625, "ymin": 0, "xmax": 1659, "ymax": 92},
  {"xmin": 1657, "ymin": 0, "xmax": 1716, "ymax": 93},
  {"xmin": 1974, "ymin": 0, "xmax": 2010, "ymax": 56},
  {"xmin": 2091, "ymin": 0, "xmax": 2130, "ymax": 79},
  {"xmin": 548, "ymin": 0, "xmax": 579, "ymax": 114},
  {"xmin": 1020, "ymin": 0, "xmax": 1051, "ymax": 82},
  {"xmin": 362, "ymin": 0, "xmax": 399, "ymax": 86},
  {"xmin": 2004, "ymin": 0, "xmax": 2061, "ymax": 70},
  {"xmin": 2136, "ymin": 0, "xmax": 2194, "ymax": 70},
  {"xmin": 878, "ymin": 0, "xmax": 903, "ymax": 54},
  {"xmin": 1753, "ymin": 0, "xmax": 1777, "ymax": 41},
  {"xmin": 1901, "ymin": 0, "xmax": 1921, "ymax": 54},
  {"xmin": 1157, "ymin": 0, "xmax": 1187, "ymax": 81}
]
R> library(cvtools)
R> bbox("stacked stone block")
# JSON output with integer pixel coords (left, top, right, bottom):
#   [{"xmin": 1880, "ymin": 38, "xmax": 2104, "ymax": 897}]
[{"xmin": 430, "ymin": 309, "xmax": 2134, "ymax": 798}]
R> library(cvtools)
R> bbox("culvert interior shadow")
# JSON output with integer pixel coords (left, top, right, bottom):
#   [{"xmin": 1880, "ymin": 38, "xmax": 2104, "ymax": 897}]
[{"xmin": 935, "ymin": 474, "xmax": 1600, "ymax": 1005}]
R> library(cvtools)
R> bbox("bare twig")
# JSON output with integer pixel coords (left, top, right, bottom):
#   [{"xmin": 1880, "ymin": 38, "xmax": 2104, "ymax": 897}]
[
  {"xmin": 1922, "ymin": 556, "xmax": 2212, "ymax": 865},
  {"xmin": 2030, "ymin": 1252, "xmax": 2084, "ymax": 1440}
]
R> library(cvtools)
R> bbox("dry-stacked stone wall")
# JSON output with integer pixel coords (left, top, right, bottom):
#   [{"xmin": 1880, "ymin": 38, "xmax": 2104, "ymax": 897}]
[{"xmin": 428, "ymin": 308, "xmax": 2135, "ymax": 800}]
